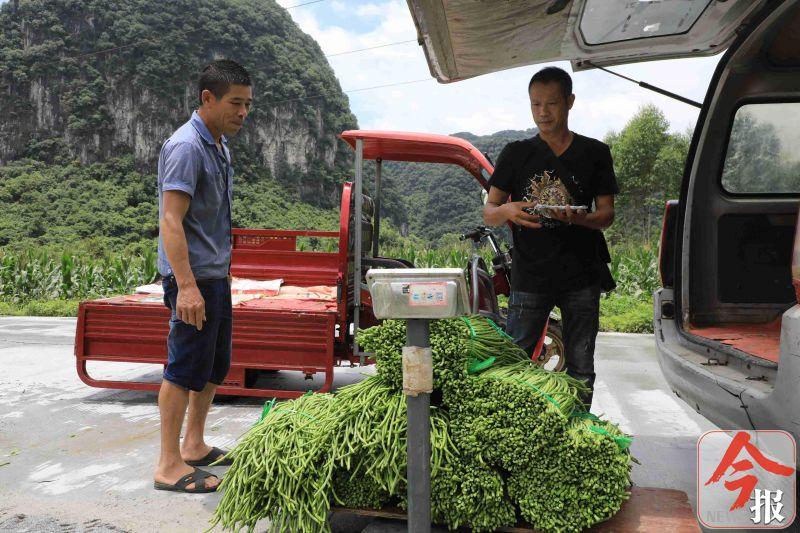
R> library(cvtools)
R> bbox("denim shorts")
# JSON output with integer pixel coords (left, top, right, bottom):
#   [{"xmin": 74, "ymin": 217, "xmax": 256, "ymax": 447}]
[{"xmin": 162, "ymin": 275, "xmax": 232, "ymax": 392}]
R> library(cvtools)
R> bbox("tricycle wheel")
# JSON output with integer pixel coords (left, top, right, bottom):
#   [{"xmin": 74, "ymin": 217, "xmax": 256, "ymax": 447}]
[
  {"xmin": 244, "ymin": 369, "xmax": 279, "ymax": 388},
  {"xmin": 534, "ymin": 321, "xmax": 565, "ymax": 372},
  {"xmin": 245, "ymin": 369, "xmax": 259, "ymax": 388}
]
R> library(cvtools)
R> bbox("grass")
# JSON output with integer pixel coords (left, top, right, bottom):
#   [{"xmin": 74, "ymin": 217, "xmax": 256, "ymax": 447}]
[
  {"xmin": 499, "ymin": 293, "xmax": 653, "ymax": 334},
  {"xmin": 0, "ymin": 294, "xmax": 654, "ymax": 333},
  {"xmin": 0, "ymin": 298, "xmax": 81, "ymax": 317},
  {"xmin": 0, "ymin": 240, "xmax": 657, "ymax": 333},
  {"xmin": 600, "ymin": 293, "xmax": 653, "ymax": 333}
]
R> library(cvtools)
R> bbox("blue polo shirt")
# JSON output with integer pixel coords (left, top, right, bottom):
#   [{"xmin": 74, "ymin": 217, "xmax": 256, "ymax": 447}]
[{"xmin": 157, "ymin": 111, "xmax": 234, "ymax": 280}]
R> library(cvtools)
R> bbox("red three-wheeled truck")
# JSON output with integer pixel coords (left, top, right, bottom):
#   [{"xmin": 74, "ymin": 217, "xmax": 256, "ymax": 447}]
[{"xmin": 74, "ymin": 130, "xmax": 564, "ymax": 398}]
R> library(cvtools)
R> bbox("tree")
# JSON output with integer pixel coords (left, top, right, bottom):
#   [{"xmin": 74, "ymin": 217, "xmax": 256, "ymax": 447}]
[
  {"xmin": 609, "ymin": 105, "xmax": 672, "ymax": 242},
  {"xmin": 651, "ymin": 130, "xmax": 690, "ymax": 210},
  {"xmin": 721, "ymin": 110, "xmax": 782, "ymax": 193}
]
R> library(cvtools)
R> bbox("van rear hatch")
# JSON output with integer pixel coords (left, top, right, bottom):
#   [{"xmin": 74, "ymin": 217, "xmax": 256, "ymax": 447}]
[{"xmin": 407, "ymin": 0, "xmax": 766, "ymax": 82}]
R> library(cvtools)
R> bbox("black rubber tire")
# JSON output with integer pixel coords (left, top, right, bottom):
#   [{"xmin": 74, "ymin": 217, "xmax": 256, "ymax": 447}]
[
  {"xmin": 244, "ymin": 369, "xmax": 279, "ymax": 388},
  {"xmin": 244, "ymin": 369, "xmax": 259, "ymax": 388}
]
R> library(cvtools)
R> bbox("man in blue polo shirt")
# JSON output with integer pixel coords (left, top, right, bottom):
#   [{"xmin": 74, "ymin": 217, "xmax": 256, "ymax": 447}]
[{"xmin": 153, "ymin": 60, "xmax": 252, "ymax": 493}]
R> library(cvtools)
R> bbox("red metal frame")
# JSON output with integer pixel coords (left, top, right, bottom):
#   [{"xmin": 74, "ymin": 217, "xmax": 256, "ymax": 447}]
[
  {"xmin": 75, "ymin": 303, "xmax": 338, "ymax": 398},
  {"xmin": 341, "ymin": 130, "xmax": 551, "ymax": 361},
  {"xmin": 75, "ymin": 182, "xmax": 360, "ymax": 399},
  {"xmin": 340, "ymin": 130, "xmax": 495, "ymax": 189},
  {"xmin": 75, "ymin": 130, "xmax": 551, "ymax": 398},
  {"xmin": 338, "ymin": 182, "xmax": 354, "ymax": 349}
]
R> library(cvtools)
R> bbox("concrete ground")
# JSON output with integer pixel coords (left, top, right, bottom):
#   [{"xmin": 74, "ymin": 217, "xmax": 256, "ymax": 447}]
[{"xmin": 0, "ymin": 317, "xmax": 716, "ymax": 532}]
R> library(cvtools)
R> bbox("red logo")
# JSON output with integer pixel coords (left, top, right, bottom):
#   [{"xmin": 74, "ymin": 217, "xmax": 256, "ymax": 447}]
[
  {"xmin": 705, "ymin": 431, "xmax": 794, "ymax": 510},
  {"xmin": 698, "ymin": 430, "xmax": 796, "ymax": 528}
]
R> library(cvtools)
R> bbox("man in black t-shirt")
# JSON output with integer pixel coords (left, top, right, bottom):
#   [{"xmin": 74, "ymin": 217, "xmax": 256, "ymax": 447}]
[{"xmin": 484, "ymin": 66, "xmax": 619, "ymax": 410}]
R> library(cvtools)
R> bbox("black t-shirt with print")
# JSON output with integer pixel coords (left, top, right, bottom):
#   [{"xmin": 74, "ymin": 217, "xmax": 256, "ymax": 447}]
[{"xmin": 488, "ymin": 133, "xmax": 619, "ymax": 293}]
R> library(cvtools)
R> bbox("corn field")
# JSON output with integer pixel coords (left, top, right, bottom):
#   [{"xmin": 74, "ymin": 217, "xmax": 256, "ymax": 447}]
[
  {"xmin": 0, "ymin": 249, "xmax": 158, "ymax": 303},
  {"xmin": 379, "ymin": 243, "xmax": 478, "ymax": 269},
  {"xmin": 608, "ymin": 243, "xmax": 659, "ymax": 297},
  {"xmin": 0, "ymin": 242, "xmax": 657, "ymax": 304},
  {"xmin": 382, "ymin": 242, "xmax": 659, "ymax": 298}
]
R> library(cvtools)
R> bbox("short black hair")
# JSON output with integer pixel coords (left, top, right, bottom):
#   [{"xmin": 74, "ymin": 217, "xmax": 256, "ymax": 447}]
[
  {"xmin": 198, "ymin": 59, "xmax": 251, "ymax": 103},
  {"xmin": 527, "ymin": 66, "xmax": 572, "ymax": 100}
]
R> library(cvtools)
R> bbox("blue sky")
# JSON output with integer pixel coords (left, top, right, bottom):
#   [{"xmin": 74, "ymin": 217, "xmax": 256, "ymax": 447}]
[{"xmin": 278, "ymin": 0, "xmax": 721, "ymax": 140}]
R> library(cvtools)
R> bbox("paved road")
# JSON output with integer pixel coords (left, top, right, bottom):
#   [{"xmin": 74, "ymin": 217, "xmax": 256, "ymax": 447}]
[{"xmin": 0, "ymin": 317, "xmax": 716, "ymax": 532}]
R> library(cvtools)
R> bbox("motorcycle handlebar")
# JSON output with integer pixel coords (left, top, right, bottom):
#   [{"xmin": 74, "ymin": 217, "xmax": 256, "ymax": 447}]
[{"xmin": 460, "ymin": 226, "xmax": 488, "ymax": 242}]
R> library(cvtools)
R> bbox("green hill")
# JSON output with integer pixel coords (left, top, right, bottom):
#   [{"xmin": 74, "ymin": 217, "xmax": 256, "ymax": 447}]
[
  {"xmin": 380, "ymin": 128, "xmax": 537, "ymax": 244},
  {"xmin": 0, "ymin": 0, "xmax": 360, "ymax": 254},
  {"xmin": 0, "ymin": 0, "xmax": 356, "ymax": 202},
  {"xmin": 0, "ymin": 0, "xmax": 540, "ymax": 253}
]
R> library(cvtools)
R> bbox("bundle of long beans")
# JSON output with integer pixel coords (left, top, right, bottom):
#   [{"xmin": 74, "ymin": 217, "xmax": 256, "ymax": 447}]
[
  {"xmin": 210, "ymin": 377, "xmax": 463, "ymax": 533},
  {"xmin": 355, "ymin": 318, "xmax": 407, "ymax": 389},
  {"xmin": 329, "ymin": 376, "xmax": 402, "ymax": 510},
  {"xmin": 428, "ymin": 456, "xmax": 517, "ymax": 532},
  {"xmin": 212, "ymin": 317, "xmax": 632, "ymax": 533},
  {"xmin": 334, "ymin": 399, "xmax": 456, "ymax": 511},
  {"xmin": 331, "ymin": 376, "xmax": 407, "ymax": 495},
  {"xmin": 460, "ymin": 315, "xmax": 530, "ymax": 366},
  {"xmin": 210, "ymin": 392, "xmax": 339, "ymax": 532},
  {"xmin": 479, "ymin": 361, "xmax": 592, "ymax": 417}
]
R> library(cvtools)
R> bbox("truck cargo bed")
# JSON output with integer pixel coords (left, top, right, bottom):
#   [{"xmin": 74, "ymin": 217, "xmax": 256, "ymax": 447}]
[
  {"xmin": 74, "ymin": 220, "xmax": 361, "ymax": 398},
  {"xmin": 75, "ymin": 295, "xmax": 338, "ymax": 398}
]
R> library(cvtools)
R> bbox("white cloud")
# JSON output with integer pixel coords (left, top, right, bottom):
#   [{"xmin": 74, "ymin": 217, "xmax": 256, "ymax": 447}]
[
  {"xmin": 284, "ymin": 0, "xmax": 720, "ymax": 140},
  {"xmin": 356, "ymin": 4, "xmax": 384, "ymax": 18}
]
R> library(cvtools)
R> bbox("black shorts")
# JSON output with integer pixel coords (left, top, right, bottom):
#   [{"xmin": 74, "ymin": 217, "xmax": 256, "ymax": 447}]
[{"xmin": 161, "ymin": 275, "xmax": 232, "ymax": 392}]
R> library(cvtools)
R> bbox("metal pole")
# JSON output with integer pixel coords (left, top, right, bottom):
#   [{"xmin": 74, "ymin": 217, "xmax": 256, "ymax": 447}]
[
  {"xmin": 588, "ymin": 62, "xmax": 702, "ymax": 109},
  {"xmin": 406, "ymin": 319, "xmax": 431, "ymax": 533},
  {"xmin": 373, "ymin": 158, "xmax": 382, "ymax": 258},
  {"xmin": 354, "ymin": 139, "xmax": 363, "ymax": 365}
]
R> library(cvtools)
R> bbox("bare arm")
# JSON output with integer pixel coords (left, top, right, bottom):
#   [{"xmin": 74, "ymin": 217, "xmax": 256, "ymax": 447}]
[
  {"xmin": 584, "ymin": 194, "xmax": 615, "ymax": 230},
  {"xmin": 482, "ymin": 186, "xmax": 541, "ymax": 229},
  {"xmin": 550, "ymin": 194, "xmax": 615, "ymax": 230},
  {"xmin": 160, "ymin": 190, "xmax": 206, "ymax": 330}
]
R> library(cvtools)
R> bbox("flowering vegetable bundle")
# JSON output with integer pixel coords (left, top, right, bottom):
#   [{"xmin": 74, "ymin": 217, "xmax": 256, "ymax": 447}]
[{"xmin": 211, "ymin": 316, "xmax": 632, "ymax": 533}]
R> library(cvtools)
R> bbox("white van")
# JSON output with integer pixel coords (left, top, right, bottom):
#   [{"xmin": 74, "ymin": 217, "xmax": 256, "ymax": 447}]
[{"xmin": 407, "ymin": 0, "xmax": 800, "ymax": 443}]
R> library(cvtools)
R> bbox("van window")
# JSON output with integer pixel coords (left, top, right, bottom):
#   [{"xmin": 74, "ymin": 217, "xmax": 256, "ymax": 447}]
[
  {"xmin": 721, "ymin": 103, "xmax": 800, "ymax": 194},
  {"xmin": 580, "ymin": 0, "xmax": 711, "ymax": 45}
]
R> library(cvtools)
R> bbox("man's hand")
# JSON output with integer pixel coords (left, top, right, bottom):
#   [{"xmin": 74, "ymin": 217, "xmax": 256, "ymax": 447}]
[
  {"xmin": 549, "ymin": 205, "xmax": 588, "ymax": 226},
  {"xmin": 547, "ymin": 196, "xmax": 614, "ymax": 230},
  {"xmin": 504, "ymin": 201, "xmax": 542, "ymax": 229},
  {"xmin": 176, "ymin": 283, "xmax": 206, "ymax": 330},
  {"xmin": 483, "ymin": 186, "xmax": 541, "ymax": 228},
  {"xmin": 161, "ymin": 189, "xmax": 205, "ymax": 329}
]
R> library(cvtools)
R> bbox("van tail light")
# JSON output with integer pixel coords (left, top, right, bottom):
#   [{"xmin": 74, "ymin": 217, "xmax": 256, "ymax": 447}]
[
  {"xmin": 791, "ymin": 207, "xmax": 800, "ymax": 304},
  {"xmin": 658, "ymin": 200, "xmax": 680, "ymax": 288}
]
